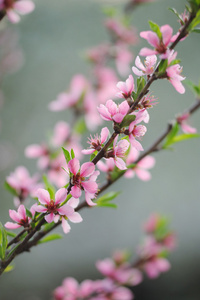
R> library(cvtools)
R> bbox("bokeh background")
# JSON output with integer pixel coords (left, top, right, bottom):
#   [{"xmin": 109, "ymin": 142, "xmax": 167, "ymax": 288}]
[{"xmin": 0, "ymin": 0, "xmax": 200, "ymax": 299}]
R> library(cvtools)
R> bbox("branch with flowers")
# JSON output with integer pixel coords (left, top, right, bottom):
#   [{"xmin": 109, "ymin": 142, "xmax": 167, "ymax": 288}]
[{"xmin": 0, "ymin": 0, "xmax": 200, "ymax": 298}]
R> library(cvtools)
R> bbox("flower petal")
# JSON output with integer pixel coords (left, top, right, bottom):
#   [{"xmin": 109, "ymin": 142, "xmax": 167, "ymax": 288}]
[
  {"xmin": 80, "ymin": 162, "xmax": 95, "ymax": 177},
  {"xmin": 55, "ymin": 188, "xmax": 68, "ymax": 205},
  {"xmin": 68, "ymin": 212, "xmax": 83, "ymax": 223},
  {"xmin": 68, "ymin": 158, "xmax": 80, "ymax": 175},
  {"xmin": 37, "ymin": 188, "xmax": 50, "ymax": 205}
]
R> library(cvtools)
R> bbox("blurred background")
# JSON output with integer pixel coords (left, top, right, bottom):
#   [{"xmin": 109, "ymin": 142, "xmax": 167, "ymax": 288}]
[{"xmin": 0, "ymin": 0, "xmax": 200, "ymax": 299}]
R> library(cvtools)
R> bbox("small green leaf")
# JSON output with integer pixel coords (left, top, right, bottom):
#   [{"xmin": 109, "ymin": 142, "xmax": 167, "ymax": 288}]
[
  {"xmin": 26, "ymin": 208, "xmax": 33, "ymax": 219},
  {"xmin": 4, "ymin": 182, "xmax": 18, "ymax": 196},
  {"xmin": 6, "ymin": 231, "xmax": 16, "ymax": 238},
  {"xmin": 62, "ymin": 147, "xmax": 71, "ymax": 164},
  {"xmin": 0, "ymin": 223, "xmax": 7, "ymax": 260},
  {"xmin": 120, "ymin": 115, "xmax": 136, "ymax": 128},
  {"xmin": 163, "ymin": 122, "xmax": 179, "ymax": 148},
  {"xmin": 74, "ymin": 118, "xmax": 87, "ymax": 134},
  {"xmin": 148, "ymin": 20, "xmax": 162, "ymax": 39},
  {"xmin": 4, "ymin": 264, "xmax": 15, "ymax": 273},
  {"xmin": 188, "ymin": 9, "xmax": 200, "ymax": 31},
  {"xmin": 158, "ymin": 59, "xmax": 168, "ymax": 73},
  {"xmin": 168, "ymin": 59, "xmax": 181, "ymax": 66},
  {"xmin": 96, "ymin": 191, "xmax": 120, "ymax": 208},
  {"xmin": 97, "ymin": 203, "xmax": 118, "ymax": 208},
  {"xmin": 192, "ymin": 27, "xmax": 200, "ymax": 32},
  {"xmin": 185, "ymin": 79, "xmax": 200, "ymax": 96},
  {"xmin": 38, "ymin": 233, "xmax": 63, "ymax": 244},
  {"xmin": 102, "ymin": 6, "xmax": 117, "ymax": 17},
  {"xmin": 90, "ymin": 153, "xmax": 96, "ymax": 161},
  {"xmin": 71, "ymin": 148, "xmax": 75, "ymax": 159},
  {"xmin": 136, "ymin": 77, "xmax": 146, "ymax": 97},
  {"xmin": 168, "ymin": 7, "xmax": 184, "ymax": 23},
  {"xmin": 42, "ymin": 175, "xmax": 55, "ymax": 200},
  {"xmin": 171, "ymin": 133, "xmax": 200, "ymax": 143}
]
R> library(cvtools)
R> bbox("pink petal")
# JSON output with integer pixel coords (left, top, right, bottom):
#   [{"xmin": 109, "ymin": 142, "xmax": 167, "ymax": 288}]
[
  {"xmin": 7, "ymin": 9, "xmax": 20, "ymax": 23},
  {"xmin": 68, "ymin": 212, "xmax": 83, "ymax": 223},
  {"xmin": 100, "ymin": 127, "xmax": 109, "ymax": 144},
  {"xmin": 156, "ymin": 258, "xmax": 171, "ymax": 272},
  {"xmin": 25, "ymin": 144, "xmax": 46, "ymax": 158},
  {"xmin": 181, "ymin": 123, "xmax": 197, "ymax": 134},
  {"xmin": 45, "ymin": 213, "xmax": 55, "ymax": 223},
  {"xmin": 97, "ymin": 161, "xmax": 108, "ymax": 172},
  {"xmin": 124, "ymin": 169, "xmax": 135, "ymax": 178},
  {"xmin": 62, "ymin": 218, "xmax": 71, "ymax": 234},
  {"xmin": 68, "ymin": 158, "xmax": 80, "ymax": 175},
  {"xmin": 81, "ymin": 148, "xmax": 95, "ymax": 155},
  {"xmin": 57, "ymin": 204, "xmax": 74, "ymax": 216},
  {"xmin": 132, "ymin": 67, "xmax": 143, "ymax": 77},
  {"xmin": 80, "ymin": 162, "xmax": 95, "ymax": 177},
  {"xmin": 81, "ymin": 180, "xmax": 98, "ymax": 194},
  {"xmin": 71, "ymin": 185, "xmax": 82, "ymax": 198},
  {"xmin": 18, "ymin": 205, "xmax": 26, "ymax": 220},
  {"xmin": 106, "ymin": 99, "xmax": 118, "ymax": 115},
  {"xmin": 37, "ymin": 188, "xmax": 50, "ymax": 205},
  {"xmin": 114, "ymin": 157, "xmax": 127, "ymax": 170},
  {"xmin": 85, "ymin": 193, "xmax": 97, "ymax": 206},
  {"xmin": 137, "ymin": 156, "xmax": 155, "ymax": 169},
  {"xmin": 169, "ymin": 78, "xmax": 185, "ymax": 94},
  {"xmin": 9, "ymin": 209, "xmax": 21, "ymax": 223},
  {"xmin": 139, "ymin": 48, "xmax": 158, "ymax": 56},
  {"xmin": 4, "ymin": 222, "xmax": 21, "ymax": 229},
  {"xmin": 55, "ymin": 188, "xmax": 68, "ymax": 205},
  {"xmin": 118, "ymin": 101, "xmax": 129, "ymax": 115},
  {"xmin": 67, "ymin": 197, "xmax": 79, "ymax": 208},
  {"xmin": 14, "ymin": 0, "xmax": 35, "ymax": 14},
  {"xmin": 129, "ymin": 135, "xmax": 144, "ymax": 151},
  {"xmin": 135, "ymin": 56, "xmax": 145, "ymax": 71},
  {"xmin": 34, "ymin": 205, "xmax": 47, "ymax": 213},
  {"xmin": 113, "ymin": 113, "xmax": 125, "ymax": 123},
  {"xmin": 161, "ymin": 25, "xmax": 173, "ymax": 46},
  {"xmin": 135, "ymin": 168, "xmax": 151, "ymax": 181}
]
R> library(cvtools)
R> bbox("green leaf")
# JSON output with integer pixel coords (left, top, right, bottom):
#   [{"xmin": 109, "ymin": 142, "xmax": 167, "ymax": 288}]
[
  {"xmin": 158, "ymin": 59, "xmax": 168, "ymax": 74},
  {"xmin": 185, "ymin": 79, "xmax": 200, "ymax": 96},
  {"xmin": 6, "ymin": 231, "xmax": 16, "ymax": 238},
  {"xmin": 163, "ymin": 122, "xmax": 179, "ymax": 148},
  {"xmin": 26, "ymin": 208, "xmax": 33, "ymax": 219},
  {"xmin": 192, "ymin": 27, "xmax": 200, "ymax": 32},
  {"xmin": 168, "ymin": 7, "xmax": 184, "ymax": 23},
  {"xmin": 74, "ymin": 118, "xmax": 87, "ymax": 134},
  {"xmin": 96, "ymin": 191, "xmax": 120, "ymax": 208},
  {"xmin": 102, "ymin": 6, "xmax": 117, "ymax": 17},
  {"xmin": 136, "ymin": 77, "xmax": 146, "ymax": 97},
  {"xmin": 61, "ymin": 193, "xmax": 72, "ymax": 206},
  {"xmin": 90, "ymin": 153, "xmax": 96, "ymax": 161},
  {"xmin": 168, "ymin": 59, "xmax": 181, "ymax": 67},
  {"xmin": 42, "ymin": 175, "xmax": 55, "ymax": 200},
  {"xmin": 4, "ymin": 182, "xmax": 18, "ymax": 196},
  {"xmin": 188, "ymin": 9, "xmax": 200, "ymax": 31},
  {"xmin": 38, "ymin": 233, "xmax": 63, "ymax": 244},
  {"xmin": 62, "ymin": 147, "xmax": 71, "ymax": 164},
  {"xmin": 170, "ymin": 133, "xmax": 200, "ymax": 144},
  {"xmin": 120, "ymin": 115, "xmax": 136, "ymax": 128},
  {"xmin": 148, "ymin": 20, "xmax": 162, "ymax": 39},
  {"xmin": 4, "ymin": 264, "xmax": 15, "ymax": 273},
  {"xmin": 0, "ymin": 223, "xmax": 7, "ymax": 260},
  {"xmin": 71, "ymin": 148, "xmax": 75, "ymax": 159}
]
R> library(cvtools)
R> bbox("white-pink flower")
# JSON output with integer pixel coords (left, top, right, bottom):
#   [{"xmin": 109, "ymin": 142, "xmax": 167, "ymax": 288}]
[
  {"xmin": 25, "ymin": 143, "xmax": 49, "ymax": 169},
  {"xmin": 128, "ymin": 110, "xmax": 147, "ymax": 151},
  {"xmin": 111, "ymin": 137, "xmax": 130, "ymax": 170},
  {"xmin": 97, "ymin": 157, "xmax": 115, "ymax": 173},
  {"xmin": 82, "ymin": 127, "xmax": 109, "ymax": 155},
  {"xmin": 125, "ymin": 147, "xmax": 155, "ymax": 181},
  {"xmin": 0, "ymin": 0, "xmax": 35, "ymax": 23},
  {"xmin": 139, "ymin": 25, "xmax": 173, "ymax": 57},
  {"xmin": 116, "ymin": 75, "xmax": 135, "ymax": 99},
  {"xmin": 34, "ymin": 188, "xmax": 82, "ymax": 234},
  {"xmin": 5, "ymin": 204, "xmax": 35, "ymax": 229},
  {"xmin": 177, "ymin": 113, "xmax": 197, "ymax": 133},
  {"xmin": 6, "ymin": 166, "xmax": 41, "ymax": 203},
  {"xmin": 68, "ymin": 158, "xmax": 99, "ymax": 206},
  {"xmin": 97, "ymin": 99, "xmax": 129, "ymax": 123},
  {"xmin": 166, "ymin": 63, "xmax": 185, "ymax": 94},
  {"xmin": 132, "ymin": 55, "xmax": 157, "ymax": 76}
]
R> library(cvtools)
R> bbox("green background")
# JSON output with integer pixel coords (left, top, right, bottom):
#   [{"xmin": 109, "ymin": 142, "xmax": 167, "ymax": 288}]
[{"xmin": 0, "ymin": 0, "xmax": 200, "ymax": 299}]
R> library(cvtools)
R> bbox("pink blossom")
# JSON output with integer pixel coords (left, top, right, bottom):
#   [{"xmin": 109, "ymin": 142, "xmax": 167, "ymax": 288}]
[
  {"xmin": 68, "ymin": 158, "xmax": 99, "ymax": 206},
  {"xmin": 51, "ymin": 121, "xmax": 70, "ymax": 148},
  {"xmin": 115, "ymin": 44, "xmax": 133, "ymax": 76},
  {"xmin": 25, "ymin": 143, "xmax": 49, "ymax": 169},
  {"xmin": 82, "ymin": 127, "xmax": 109, "ymax": 155},
  {"xmin": 166, "ymin": 63, "xmax": 185, "ymax": 94},
  {"xmin": 105, "ymin": 18, "xmax": 138, "ymax": 45},
  {"xmin": 128, "ymin": 110, "xmax": 147, "ymax": 151},
  {"xmin": 5, "ymin": 204, "xmax": 35, "ymax": 229},
  {"xmin": 97, "ymin": 99, "xmax": 129, "ymax": 123},
  {"xmin": 143, "ymin": 213, "xmax": 160, "ymax": 233},
  {"xmin": 177, "ymin": 113, "xmax": 197, "ymax": 134},
  {"xmin": 96, "ymin": 258, "xmax": 142, "ymax": 286},
  {"xmin": 144, "ymin": 257, "xmax": 171, "ymax": 278},
  {"xmin": 97, "ymin": 158, "xmax": 115, "ymax": 173},
  {"xmin": 48, "ymin": 74, "xmax": 90, "ymax": 111},
  {"xmin": 6, "ymin": 166, "xmax": 41, "ymax": 203},
  {"xmin": 35, "ymin": 188, "xmax": 82, "ymax": 234},
  {"xmin": 116, "ymin": 75, "xmax": 135, "ymax": 99},
  {"xmin": 125, "ymin": 147, "xmax": 155, "ymax": 180},
  {"xmin": 139, "ymin": 25, "xmax": 174, "ymax": 57},
  {"xmin": 132, "ymin": 55, "xmax": 157, "ymax": 76},
  {"xmin": 111, "ymin": 137, "xmax": 130, "ymax": 170},
  {"xmin": 0, "ymin": 0, "xmax": 35, "ymax": 23}
]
